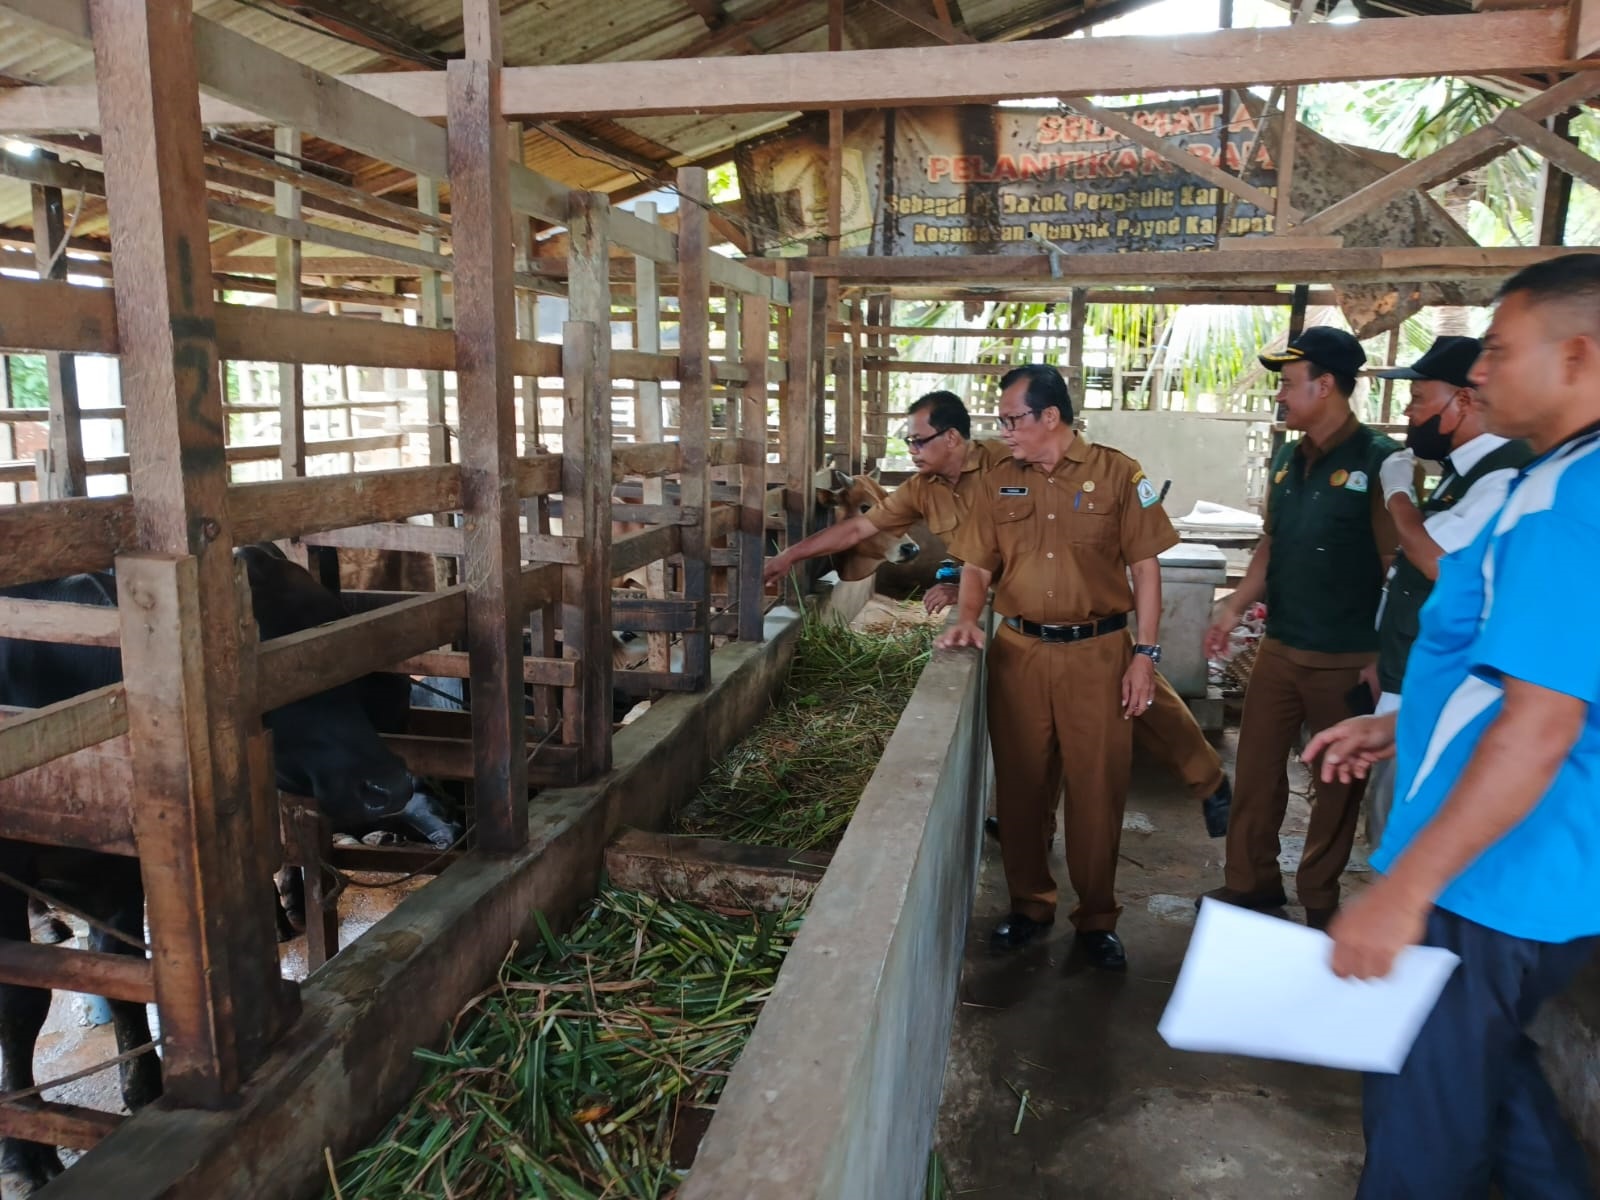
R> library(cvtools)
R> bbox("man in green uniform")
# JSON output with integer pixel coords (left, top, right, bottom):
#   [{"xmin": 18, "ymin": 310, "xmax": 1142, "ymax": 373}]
[
  {"xmin": 1198, "ymin": 327, "xmax": 1404, "ymax": 930},
  {"xmin": 1364, "ymin": 335, "xmax": 1531, "ymax": 844}
]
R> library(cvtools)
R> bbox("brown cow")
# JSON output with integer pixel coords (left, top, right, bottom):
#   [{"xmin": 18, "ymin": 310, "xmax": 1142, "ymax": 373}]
[{"xmin": 813, "ymin": 470, "xmax": 921, "ymax": 582}]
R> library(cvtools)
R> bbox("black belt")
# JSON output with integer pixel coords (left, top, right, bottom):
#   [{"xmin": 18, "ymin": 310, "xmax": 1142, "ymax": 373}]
[{"xmin": 1004, "ymin": 613, "xmax": 1128, "ymax": 643}]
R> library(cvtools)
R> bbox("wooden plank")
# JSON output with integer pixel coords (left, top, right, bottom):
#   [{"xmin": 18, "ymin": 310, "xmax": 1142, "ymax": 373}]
[
  {"xmin": 0, "ymin": 274, "xmax": 118, "ymax": 355},
  {"xmin": 612, "ymin": 524, "xmax": 681, "ymax": 578},
  {"xmin": 1060, "ymin": 96, "xmax": 1295, "ymax": 221},
  {"xmin": 0, "ymin": 597, "xmax": 120, "ymax": 646},
  {"xmin": 515, "ymin": 454, "xmax": 564, "ymax": 495},
  {"xmin": 1535, "ymin": 109, "xmax": 1576, "ymax": 244},
  {"xmin": 783, "ymin": 272, "xmax": 817, "ymax": 561},
  {"xmin": 215, "ymin": 307, "xmax": 455, "ymax": 370},
  {"xmin": 256, "ymin": 589, "xmax": 466, "ymax": 712},
  {"xmin": 301, "ymin": 521, "xmax": 461, "ymax": 556},
  {"xmin": 738, "ymin": 290, "xmax": 770, "ymax": 642},
  {"xmin": 613, "ymin": 441, "xmax": 681, "ymax": 479},
  {"xmin": 1276, "ymin": 85, "xmax": 1300, "ymax": 231},
  {"xmin": 603, "ymin": 828, "xmax": 829, "ymax": 912},
  {"xmin": 1216, "ymin": 234, "xmax": 1344, "ymax": 251},
  {"xmin": 471, "ymin": 10, "xmax": 1576, "ymax": 116},
  {"xmin": 676, "ymin": 168, "xmax": 713, "ymax": 685},
  {"xmin": 0, "ymin": 496, "xmax": 133, "ymax": 587},
  {"xmin": 612, "ymin": 503, "xmax": 701, "ymax": 526},
  {"xmin": 562, "ymin": 197, "xmax": 616, "ymax": 778},
  {"xmin": 0, "ymin": 733, "xmax": 136, "ymax": 856},
  {"xmin": 204, "ymin": 202, "xmax": 451, "ymax": 274},
  {"xmin": 611, "ymin": 669, "xmax": 706, "ymax": 696},
  {"xmin": 1497, "ymin": 107, "xmax": 1600, "ymax": 191},
  {"xmin": 0, "ymin": 1099, "xmax": 123, "ymax": 1152},
  {"xmin": 705, "ymin": 251, "xmax": 781, "ymax": 299},
  {"xmin": 228, "ymin": 464, "xmax": 461, "ymax": 544},
  {"xmin": 611, "ymin": 209, "xmax": 678, "ymax": 265},
  {"xmin": 0, "ymin": 683, "xmax": 125, "ymax": 780},
  {"xmin": 612, "ymin": 598, "xmax": 706, "ymax": 632},
  {"xmin": 866, "ymin": 0, "xmax": 976, "ymax": 43},
  {"xmin": 507, "ymin": 161, "xmax": 570, "ymax": 225},
  {"xmin": 1573, "ymin": 0, "xmax": 1600, "ymax": 58},
  {"xmin": 611, "ymin": 349, "xmax": 679, "ymax": 381},
  {"xmin": 449, "ymin": 52, "xmax": 529, "ymax": 851},
  {"xmin": 0, "ymin": 939, "xmax": 155, "ymax": 1004},
  {"xmin": 392, "ymin": 648, "xmax": 577, "ymax": 688}
]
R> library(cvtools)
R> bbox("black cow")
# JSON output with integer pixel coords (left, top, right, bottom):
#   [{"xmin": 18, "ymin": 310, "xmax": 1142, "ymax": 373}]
[{"xmin": 0, "ymin": 544, "xmax": 417, "ymax": 1195}]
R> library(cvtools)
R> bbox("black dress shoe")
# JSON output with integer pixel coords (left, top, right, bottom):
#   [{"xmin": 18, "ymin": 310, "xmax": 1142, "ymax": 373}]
[
  {"xmin": 1076, "ymin": 930, "xmax": 1127, "ymax": 971},
  {"xmin": 990, "ymin": 912, "xmax": 1053, "ymax": 950},
  {"xmin": 1202, "ymin": 775, "xmax": 1232, "ymax": 839}
]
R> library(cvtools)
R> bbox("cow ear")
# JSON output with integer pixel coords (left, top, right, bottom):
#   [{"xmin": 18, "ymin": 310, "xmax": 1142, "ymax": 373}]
[
  {"xmin": 815, "ymin": 486, "xmax": 837, "ymax": 507},
  {"xmin": 866, "ymin": 468, "xmax": 881, "ymax": 484}
]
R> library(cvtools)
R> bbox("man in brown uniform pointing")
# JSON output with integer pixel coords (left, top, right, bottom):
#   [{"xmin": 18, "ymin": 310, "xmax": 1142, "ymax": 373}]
[{"xmin": 939, "ymin": 365, "xmax": 1178, "ymax": 969}]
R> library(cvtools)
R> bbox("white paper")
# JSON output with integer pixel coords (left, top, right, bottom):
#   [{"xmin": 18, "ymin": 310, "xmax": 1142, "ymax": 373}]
[{"xmin": 1158, "ymin": 900, "xmax": 1460, "ymax": 1074}]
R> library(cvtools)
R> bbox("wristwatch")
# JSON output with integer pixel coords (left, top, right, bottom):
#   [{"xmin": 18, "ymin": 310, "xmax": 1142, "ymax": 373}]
[{"xmin": 1133, "ymin": 643, "xmax": 1162, "ymax": 663}]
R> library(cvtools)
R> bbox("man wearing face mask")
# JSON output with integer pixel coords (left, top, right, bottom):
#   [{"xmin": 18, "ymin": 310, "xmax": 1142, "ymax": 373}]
[{"xmin": 1363, "ymin": 336, "xmax": 1532, "ymax": 844}]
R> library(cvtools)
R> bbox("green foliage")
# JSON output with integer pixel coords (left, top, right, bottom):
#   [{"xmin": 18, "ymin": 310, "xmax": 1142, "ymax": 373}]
[{"xmin": 5, "ymin": 356, "xmax": 49, "ymax": 409}]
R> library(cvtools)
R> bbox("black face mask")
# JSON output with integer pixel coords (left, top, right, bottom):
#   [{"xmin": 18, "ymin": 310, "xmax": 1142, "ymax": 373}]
[{"xmin": 1406, "ymin": 409, "xmax": 1455, "ymax": 461}]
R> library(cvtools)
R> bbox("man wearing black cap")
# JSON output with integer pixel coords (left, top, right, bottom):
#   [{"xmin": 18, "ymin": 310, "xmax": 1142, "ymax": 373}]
[
  {"xmin": 1197, "ymin": 326, "xmax": 1404, "ymax": 930},
  {"xmin": 1362, "ymin": 336, "xmax": 1532, "ymax": 844}
]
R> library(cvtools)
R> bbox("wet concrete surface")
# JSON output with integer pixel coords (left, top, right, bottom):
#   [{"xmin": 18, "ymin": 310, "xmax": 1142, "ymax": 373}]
[{"xmin": 936, "ymin": 730, "xmax": 1374, "ymax": 1199}]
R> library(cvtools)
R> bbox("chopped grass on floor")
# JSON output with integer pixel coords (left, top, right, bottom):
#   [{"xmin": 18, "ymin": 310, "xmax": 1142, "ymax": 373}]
[
  {"xmin": 670, "ymin": 611, "xmax": 936, "ymax": 852},
  {"xmin": 325, "ymin": 889, "xmax": 806, "ymax": 1200}
]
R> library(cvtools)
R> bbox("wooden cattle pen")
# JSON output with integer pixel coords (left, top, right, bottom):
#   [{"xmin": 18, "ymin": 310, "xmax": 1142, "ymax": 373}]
[{"xmin": 0, "ymin": 0, "xmax": 1599, "ymax": 1196}]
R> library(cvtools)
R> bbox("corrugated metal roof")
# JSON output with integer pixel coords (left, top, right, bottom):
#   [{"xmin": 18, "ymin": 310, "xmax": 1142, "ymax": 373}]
[{"xmin": 0, "ymin": 0, "xmax": 1480, "ymax": 265}]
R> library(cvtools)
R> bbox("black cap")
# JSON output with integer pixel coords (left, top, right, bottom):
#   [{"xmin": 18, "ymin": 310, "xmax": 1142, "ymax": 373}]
[
  {"xmin": 1373, "ymin": 335, "xmax": 1480, "ymax": 388},
  {"xmin": 1259, "ymin": 326, "xmax": 1367, "ymax": 377}
]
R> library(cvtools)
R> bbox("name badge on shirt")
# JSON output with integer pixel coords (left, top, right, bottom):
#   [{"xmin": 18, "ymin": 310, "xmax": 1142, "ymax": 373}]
[
  {"xmin": 1345, "ymin": 470, "xmax": 1370, "ymax": 494},
  {"xmin": 998, "ymin": 486, "xmax": 1029, "ymax": 496}
]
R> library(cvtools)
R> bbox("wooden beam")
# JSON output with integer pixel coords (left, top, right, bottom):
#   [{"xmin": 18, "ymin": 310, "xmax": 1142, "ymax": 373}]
[
  {"xmin": 0, "ymin": 683, "xmax": 125, "ymax": 780},
  {"xmin": 205, "ymin": 202, "xmax": 450, "ymax": 273},
  {"xmin": 228, "ymin": 464, "xmax": 461, "ymax": 544},
  {"xmin": 256, "ymin": 589, "xmax": 465, "ymax": 711},
  {"xmin": 1294, "ymin": 70, "xmax": 1600, "ymax": 238},
  {"xmin": 448, "ymin": 41, "xmax": 528, "ymax": 849},
  {"xmin": 1536, "ymin": 110, "xmax": 1577, "ymax": 243},
  {"xmin": 93, "ymin": 0, "xmax": 293, "ymax": 1105},
  {"xmin": 632, "ymin": 201, "xmax": 671, "ymax": 674},
  {"xmin": 274, "ymin": 127, "xmax": 306, "ymax": 483},
  {"xmin": 0, "ymin": 496, "xmax": 133, "ymax": 587},
  {"xmin": 456, "ymin": 9, "xmax": 1579, "ymax": 117},
  {"xmin": 0, "ymin": 939, "xmax": 155, "ymax": 1004},
  {"xmin": 1498, "ymin": 105, "xmax": 1600, "ymax": 190},
  {"xmin": 1571, "ymin": 0, "xmax": 1600, "ymax": 58},
  {"xmin": 1276, "ymin": 85, "xmax": 1301, "ymax": 231},
  {"xmin": 0, "ymin": 596, "xmax": 120, "ymax": 646},
  {"xmin": 738, "ymin": 289, "xmax": 770, "ymax": 642},
  {"xmin": 0, "ymin": 10, "xmax": 1580, "ymax": 129},
  {"xmin": 563, "ymin": 194, "xmax": 616, "ymax": 778},
  {"xmin": 867, "ymin": 0, "xmax": 976, "ymax": 43},
  {"xmin": 0, "ymin": 1099, "xmax": 122, "ymax": 1152}
]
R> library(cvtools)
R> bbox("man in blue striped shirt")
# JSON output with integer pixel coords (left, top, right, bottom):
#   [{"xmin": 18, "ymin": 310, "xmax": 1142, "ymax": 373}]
[{"xmin": 1307, "ymin": 253, "xmax": 1600, "ymax": 1199}]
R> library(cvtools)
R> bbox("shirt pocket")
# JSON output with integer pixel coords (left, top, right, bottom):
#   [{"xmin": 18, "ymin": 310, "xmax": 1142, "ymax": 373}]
[
  {"xmin": 993, "ymin": 497, "xmax": 1037, "ymax": 557},
  {"xmin": 1064, "ymin": 504, "xmax": 1118, "ymax": 545}
]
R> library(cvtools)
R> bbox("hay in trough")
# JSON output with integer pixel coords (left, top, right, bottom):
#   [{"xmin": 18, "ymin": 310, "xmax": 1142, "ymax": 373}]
[
  {"xmin": 325, "ymin": 888, "xmax": 805, "ymax": 1199},
  {"xmin": 670, "ymin": 612, "xmax": 936, "ymax": 852}
]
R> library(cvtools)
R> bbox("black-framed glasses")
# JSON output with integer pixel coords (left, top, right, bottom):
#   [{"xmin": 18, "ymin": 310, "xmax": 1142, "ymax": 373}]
[
  {"xmin": 905, "ymin": 428, "xmax": 949, "ymax": 452},
  {"xmin": 996, "ymin": 410, "xmax": 1036, "ymax": 432}
]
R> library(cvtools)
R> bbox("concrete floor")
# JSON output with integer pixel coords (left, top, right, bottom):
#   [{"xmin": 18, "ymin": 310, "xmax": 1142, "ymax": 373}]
[{"xmin": 936, "ymin": 730, "xmax": 1376, "ymax": 1200}]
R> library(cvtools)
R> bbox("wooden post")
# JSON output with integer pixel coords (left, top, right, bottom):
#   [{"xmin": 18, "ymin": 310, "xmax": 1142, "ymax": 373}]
[
  {"xmin": 783, "ymin": 272, "xmax": 817, "ymax": 563},
  {"xmin": 1273, "ymin": 282, "xmax": 1311, "ymax": 458},
  {"xmin": 1536, "ymin": 111, "xmax": 1575, "ymax": 246},
  {"xmin": 1068, "ymin": 288, "xmax": 1088, "ymax": 403},
  {"xmin": 677, "ymin": 167, "xmax": 713, "ymax": 682},
  {"xmin": 1380, "ymin": 325, "xmax": 1401, "ymax": 424},
  {"xmin": 563, "ymin": 193, "xmax": 614, "ymax": 776},
  {"xmin": 632, "ymin": 204, "xmax": 670, "ymax": 668},
  {"xmin": 1276, "ymin": 85, "xmax": 1300, "ymax": 233},
  {"xmin": 448, "ymin": 5, "xmax": 529, "ymax": 849},
  {"xmin": 274, "ymin": 127, "xmax": 306, "ymax": 486},
  {"xmin": 30, "ymin": 155, "xmax": 86, "ymax": 500},
  {"xmin": 740, "ymin": 291, "xmax": 771, "ymax": 642},
  {"xmin": 92, "ymin": 0, "xmax": 294, "ymax": 1107}
]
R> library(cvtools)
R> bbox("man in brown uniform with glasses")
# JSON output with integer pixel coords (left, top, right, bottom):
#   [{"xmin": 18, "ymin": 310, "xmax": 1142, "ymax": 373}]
[{"xmin": 939, "ymin": 364, "xmax": 1178, "ymax": 969}]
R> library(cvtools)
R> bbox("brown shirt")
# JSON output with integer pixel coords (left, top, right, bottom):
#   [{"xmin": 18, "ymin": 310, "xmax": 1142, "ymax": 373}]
[
  {"xmin": 948, "ymin": 436, "xmax": 1179, "ymax": 624},
  {"xmin": 864, "ymin": 438, "xmax": 1012, "ymax": 537}
]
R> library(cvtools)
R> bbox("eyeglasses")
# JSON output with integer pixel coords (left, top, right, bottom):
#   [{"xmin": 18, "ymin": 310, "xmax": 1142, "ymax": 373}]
[
  {"xmin": 905, "ymin": 428, "xmax": 949, "ymax": 451},
  {"xmin": 996, "ymin": 410, "xmax": 1036, "ymax": 432}
]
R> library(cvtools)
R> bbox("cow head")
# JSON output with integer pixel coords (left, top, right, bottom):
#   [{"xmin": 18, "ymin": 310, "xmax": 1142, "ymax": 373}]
[
  {"xmin": 815, "ymin": 469, "xmax": 921, "ymax": 582},
  {"xmin": 236, "ymin": 545, "xmax": 415, "ymax": 830}
]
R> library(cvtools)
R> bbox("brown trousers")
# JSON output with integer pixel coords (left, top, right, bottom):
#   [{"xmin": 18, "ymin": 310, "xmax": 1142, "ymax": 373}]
[
  {"xmin": 987, "ymin": 623, "xmax": 1132, "ymax": 931},
  {"xmin": 1223, "ymin": 637, "xmax": 1369, "ymax": 910},
  {"xmin": 1137, "ymin": 672, "xmax": 1225, "ymax": 800}
]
